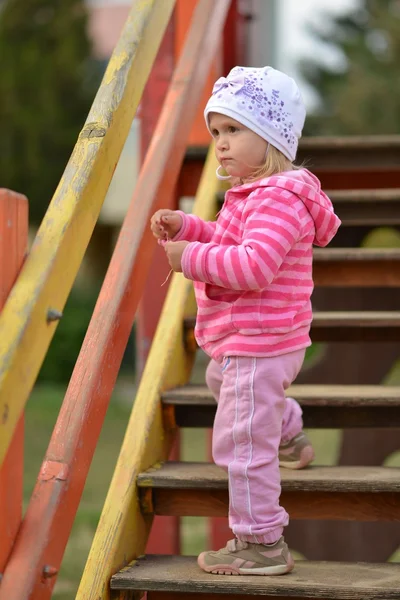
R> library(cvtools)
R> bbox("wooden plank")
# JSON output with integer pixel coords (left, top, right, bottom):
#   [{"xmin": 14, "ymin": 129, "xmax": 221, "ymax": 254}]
[
  {"xmin": 328, "ymin": 188, "xmax": 400, "ymax": 226},
  {"xmin": 137, "ymin": 463, "xmax": 400, "ymax": 521},
  {"xmin": 297, "ymin": 135, "xmax": 400, "ymax": 170},
  {"xmin": 145, "ymin": 487, "xmax": 400, "ymax": 521},
  {"xmin": 111, "ymin": 555, "xmax": 400, "ymax": 599},
  {"xmin": 0, "ymin": 190, "xmax": 28, "ymax": 572},
  {"xmin": 187, "ymin": 135, "xmax": 400, "ymax": 170},
  {"xmin": 138, "ymin": 463, "xmax": 400, "ymax": 493},
  {"xmin": 313, "ymin": 249, "xmax": 400, "ymax": 287},
  {"xmin": 311, "ymin": 311, "xmax": 400, "ymax": 342},
  {"xmin": 162, "ymin": 384, "xmax": 400, "ymax": 428},
  {"xmin": 185, "ymin": 136, "xmax": 400, "ymax": 196},
  {"xmin": 0, "ymin": 0, "xmax": 177, "ymax": 469},
  {"xmin": 164, "ymin": 384, "xmax": 400, "ymax": 407},
  {"xmin": 147, "ymin": 595, "xmax": 326, "ymax": 600},
  {"xmin": 184, "ymin": 312, "xmax": 400, "ymax": 346},
  {"xmin": 217, "ymin": 189, "xmax": 400, "ymax": 227},
  {"xmin": 182, "ymin": 145, "xmax": 400, "ymax": 197}
]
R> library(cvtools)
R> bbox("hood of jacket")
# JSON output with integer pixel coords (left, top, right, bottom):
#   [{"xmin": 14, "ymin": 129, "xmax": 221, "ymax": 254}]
[{"xmin": 230, "ymin": 168, "xmax": 341, "ymax": 247}]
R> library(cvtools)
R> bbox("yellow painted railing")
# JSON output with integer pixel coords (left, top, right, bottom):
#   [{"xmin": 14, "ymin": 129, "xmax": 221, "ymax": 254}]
[
  {"xmin": 0, "ymin": 0, "xmax": 176, "ymax": 466},
  {"xmin": 77, "ymin": 147, "xmax": 219, "ymax": 600}
]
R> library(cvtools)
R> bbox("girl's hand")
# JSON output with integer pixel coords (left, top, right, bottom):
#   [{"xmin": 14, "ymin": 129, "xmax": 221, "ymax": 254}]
[
  {"xmin": 150, "ymin": 209, "xmax": 182, "ymax": 240},
  {"xmin": 164, "ymin": 241, "xmax": 190, "ymax": 272}
]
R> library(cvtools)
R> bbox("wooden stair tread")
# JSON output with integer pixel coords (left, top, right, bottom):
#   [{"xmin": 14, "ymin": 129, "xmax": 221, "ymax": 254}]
[
  {"xmin": 217, "ymin": 188, "xmax": 400, "ymax": 203},
  {"xmin": 187, "ymin": 135, "xmax": 400, "ymax": 169},
  {"xmin": 312, "ymin": 250, "xmax": 400, "ymax": 287},
  {"xmin": 162, "ymin": 384, "xmax": 400, "ymax": 429},
  {"xmin": 327, "ymin": 188, "xmax": 400, "ymax": 201},
  {"xmin": 312, "ymin": 311, "xmax": 400, "ymax": 325},
  {"xmin": 298, "ymin": 134, "xmax": 400, "ymax": 150},
  {"xmin": 217, "ymin": 189, "xmax": 400, "ymax": 226},
  {"xmin": 163, "ymin": 384, "xmax": 400, "ymax": 407},
  {"xmin": 313, "ymin": 248, "xmax": 400, "ymax": 261},
  {"xmin": 185, "ymin": 312, "xmax": 400, "ymax": 329},
  {"xmin": 184, "ymin": 312, "xmax": 400, "ymax": 343},
  {"xmin": 163, "ymin": 384, "xmax": 400, "ymax": 429},
  {"xmin": 111, "ymin": 554, "xmax": 400, "ymax": 598},
  {"xmin": 138, "ymin": 462, "xmax": 400, "ymax": 493}
]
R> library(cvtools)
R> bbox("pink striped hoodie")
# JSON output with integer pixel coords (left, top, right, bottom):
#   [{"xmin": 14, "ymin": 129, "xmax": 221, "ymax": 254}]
[{"xmin": 175, "ymin": 169, "xmax": 341, "ymax": 361}]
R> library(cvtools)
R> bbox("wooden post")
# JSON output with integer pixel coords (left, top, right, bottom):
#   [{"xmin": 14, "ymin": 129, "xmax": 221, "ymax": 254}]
[{"xmin": 0, "ymin": 189, "xmax": 28, "ymax": 573}]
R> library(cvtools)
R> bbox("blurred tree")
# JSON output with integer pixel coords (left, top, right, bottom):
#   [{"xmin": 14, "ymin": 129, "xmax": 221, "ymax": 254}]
[
  {"xmin": 0, "ymin": 0, "xmax": 100, "ymax": 223},
  {"xmin": 300, "ymin": 0, "xmax": 400, "ymax": 135}
]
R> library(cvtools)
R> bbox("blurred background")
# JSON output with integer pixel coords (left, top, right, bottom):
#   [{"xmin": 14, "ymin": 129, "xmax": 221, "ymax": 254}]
[{"xmin": 0, "ymin": 0, "xmax": 399, "ymax": 597}]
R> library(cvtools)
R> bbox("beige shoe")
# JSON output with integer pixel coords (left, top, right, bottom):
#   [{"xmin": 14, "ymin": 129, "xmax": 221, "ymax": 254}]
[
  {"xmin": 197, "ymin": 537, "xmax": 294, "ymax": 576},
  {"xmin": 279, "ymin": 431, "xmax": 315, "ymax": 469}
]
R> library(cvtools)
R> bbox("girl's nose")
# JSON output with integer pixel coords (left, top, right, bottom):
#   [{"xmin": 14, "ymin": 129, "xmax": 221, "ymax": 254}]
[{"xmin": 216, "ymin": 135, "xmax": 228, "ymax": 151}]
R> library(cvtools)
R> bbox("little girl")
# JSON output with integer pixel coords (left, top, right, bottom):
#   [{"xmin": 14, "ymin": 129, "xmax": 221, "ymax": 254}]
[{"xmin": 151, "ymin": 66, "xmax": 340, "ymax": 576}]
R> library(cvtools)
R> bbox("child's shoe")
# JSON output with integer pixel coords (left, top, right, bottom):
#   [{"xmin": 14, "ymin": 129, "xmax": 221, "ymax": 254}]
[
  {"xmin": 279, "ymin": 431, "xmax": 315, "ymax": 469},
  {"xmin": 197, "ymin": 537, "xmax": 294, "ymax": 576}
]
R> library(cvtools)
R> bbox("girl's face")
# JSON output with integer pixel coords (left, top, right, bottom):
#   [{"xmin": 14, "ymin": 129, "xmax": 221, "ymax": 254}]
[{"xmin": 209, "ymin": 112, "xmax": 268, "ymax": 180}]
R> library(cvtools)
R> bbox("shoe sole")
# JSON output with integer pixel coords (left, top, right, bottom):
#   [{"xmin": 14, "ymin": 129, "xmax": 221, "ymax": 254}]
[
  {"xmin": 197, "ymin": 554, "xmax": 295, "ymax": 576},
  {"xmin": 279, "ymin": 444, "xmax": 315, "ymax": 470}
]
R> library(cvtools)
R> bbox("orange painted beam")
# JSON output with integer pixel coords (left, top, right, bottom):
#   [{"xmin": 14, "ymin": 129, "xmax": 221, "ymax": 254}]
[
  {"xmin": 0, "ymin": 2, "xmax": 231, "ymax": 598},
  {"xmin": 175, "ymin": 0, "xmax": 223, "ymax": 146},
  {"xmin": 0, "ymin": 190, "xmax": 28, "ymax": 573}
]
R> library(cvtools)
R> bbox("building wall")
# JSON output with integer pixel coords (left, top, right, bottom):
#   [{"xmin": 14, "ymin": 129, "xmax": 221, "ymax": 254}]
[
  {"xmin": 86, "ymin": 1, "xmax": 139, "ymax": 225},
  {"xmin": 87, "ymin": 2, "xmax": 130, "ymax": 59}
]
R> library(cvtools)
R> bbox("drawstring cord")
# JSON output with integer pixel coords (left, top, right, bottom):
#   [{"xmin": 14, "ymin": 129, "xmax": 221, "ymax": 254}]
[{"xmin": 158, "ymin": 233, "xmax": 173, "ymax": 286}]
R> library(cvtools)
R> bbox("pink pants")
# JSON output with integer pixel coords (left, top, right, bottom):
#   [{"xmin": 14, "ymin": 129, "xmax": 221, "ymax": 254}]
[{"xmin": 206, "ymin": 350, "xmax": 305, "ymax": 544}]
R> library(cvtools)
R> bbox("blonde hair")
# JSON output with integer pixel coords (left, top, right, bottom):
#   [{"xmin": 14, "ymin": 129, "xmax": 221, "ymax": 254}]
[{"xmin": 231, "ymin": 144, "xmax": 300, "ymax": 187}]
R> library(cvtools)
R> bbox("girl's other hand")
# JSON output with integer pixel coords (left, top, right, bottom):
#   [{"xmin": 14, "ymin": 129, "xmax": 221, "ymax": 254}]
[
  {"xmin": 150, "ymin": 209, "xmax": 182, "ymax": 240},
  {"xmin": 164, "ymin": 241, "xmax": 190, "ymax": 272}
]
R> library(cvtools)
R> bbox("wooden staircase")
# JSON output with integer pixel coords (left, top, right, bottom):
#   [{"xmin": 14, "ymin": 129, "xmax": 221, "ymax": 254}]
[{"xmin": 81, "ymin": 140, "xmax": 400, "ymax": 599}]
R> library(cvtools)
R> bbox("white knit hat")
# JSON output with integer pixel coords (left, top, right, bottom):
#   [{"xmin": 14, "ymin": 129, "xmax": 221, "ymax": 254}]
[{"xmin": 204, "ymin": 66, "xmax": 306, "ymax": 161}]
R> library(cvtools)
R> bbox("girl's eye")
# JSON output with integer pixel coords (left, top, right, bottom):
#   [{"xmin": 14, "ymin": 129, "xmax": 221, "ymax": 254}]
[
  {"xmin": 211, "ymin": 129, "xmax": 219, "ymax": 137},
  {"xmin": 228, "ymin": 126, "xmax": 238, "ymax": 133}
]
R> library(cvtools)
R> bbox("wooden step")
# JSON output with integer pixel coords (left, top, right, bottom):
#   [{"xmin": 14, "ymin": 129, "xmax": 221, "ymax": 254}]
[
  {"xmin": 184, "ymin": 312, "xmax": 400, "ymax": 348},
  {"xmin": 182, "ymin": 138, "xmax": 400, "ymax": 197},
  {"xmin": 186, "ymin": 135, "xmax": 400, "ymax": 169},
  {"xmin": 138, "ymin": 462, "xmax": 400, "ymax": 522},
  {"xmin": 313, "ymin": 248, "xmax": 400, "ymax": 287},
  {"xmin": 111, "ymin": 554, "xmax": 400, "ymax": 599},
  {"xmin": 185, "ymin": 247, "xmax": 400, "ymax": 288},
  {"xmin": 217, "ymin": 188, "xmax": 400, "ymax": 227},
  {"xmin": 298, "ymin": 135, "xmax": 400, "ymax": 170},
  {"xmin": 328, "ymin": 188, "xmax": 400, "ymax": 226},
  {"xmin": 162, "ymin": 384, "xmax": 400, "ymax": 428}
]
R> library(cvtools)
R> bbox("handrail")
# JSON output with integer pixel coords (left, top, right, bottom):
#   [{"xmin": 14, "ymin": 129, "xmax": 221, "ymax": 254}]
[
  {"xmin": 77, "ymin": 147, "xmax": 220, "ymax": 600},
  {"xmin": 0, "ymin": 1, "xmax": 230, "ymax": 599},
  {"xmin": 0, "ymin": 0, "xmax": 176, "ymax": 467}
]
